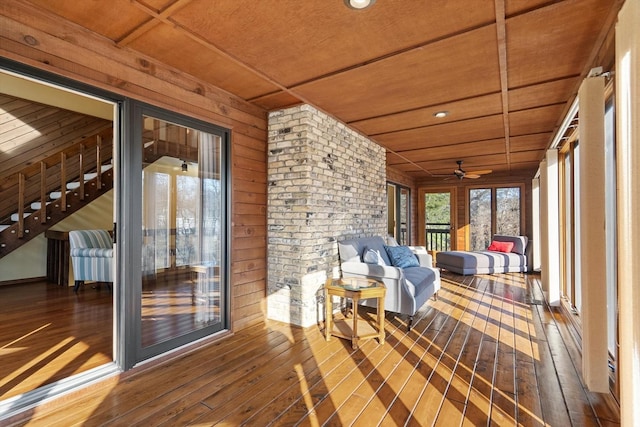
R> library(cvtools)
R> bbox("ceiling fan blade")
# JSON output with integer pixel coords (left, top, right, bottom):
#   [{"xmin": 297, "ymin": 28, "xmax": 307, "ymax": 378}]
[
  {"xmin": 465, "ymin": 169, "xmax": 492, "ymax": 175},
  {"xmin": 465, "ymin": 174, "xmax": 481, "ymax": 179}
]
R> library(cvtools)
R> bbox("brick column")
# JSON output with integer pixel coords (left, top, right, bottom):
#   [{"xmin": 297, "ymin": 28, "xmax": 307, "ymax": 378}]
[{"xmin": 267, "ymin": 104, "xmax": 386, "ymax": 327}]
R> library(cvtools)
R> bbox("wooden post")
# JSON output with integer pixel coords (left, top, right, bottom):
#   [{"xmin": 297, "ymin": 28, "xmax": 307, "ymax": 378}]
[
  {"xmin": 40, "ymin": 161, "xmax": 47, "ymax": 224},
  {"xmin": 96, "ymin": 134, "xmax": 102, "ymax": 189},
  {"xmin": 60, "ymin": 152, "xmax": 67, "ymax": 212},
  {"xmin": 79, "ymin": 143, "xmax": 85, "ymax": 200},
  {"xmin": 17, "ymin": 172, "xmax": 25, "ymax": 238}
]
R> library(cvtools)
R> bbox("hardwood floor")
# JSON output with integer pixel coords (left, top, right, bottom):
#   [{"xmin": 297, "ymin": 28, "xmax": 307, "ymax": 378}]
[
  {"xmin": 4, "ymin": 272, "xmax": 619, "ymax": 426},
  {"xmin": 0, "ymin": 272, "xmax": 218, "ymax": 403},
  {"xmin": 0, "ymin": 281, "xmax": 112, "ymax": 401}
]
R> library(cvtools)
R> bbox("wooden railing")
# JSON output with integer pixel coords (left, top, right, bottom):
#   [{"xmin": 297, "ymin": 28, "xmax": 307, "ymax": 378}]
[
  {"xmin": 0, "ymin": 127, "xmax": 112, "ymax": 240},
  {"xmin": 425, "ymin": 223, "xmax": 451, "ymax": 251}
]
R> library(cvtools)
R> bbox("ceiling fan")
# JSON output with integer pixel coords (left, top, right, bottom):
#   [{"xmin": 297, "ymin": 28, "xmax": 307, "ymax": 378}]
[{"xmin": 435, "ymin": 160, "xmax": 492, "ymax": 180}]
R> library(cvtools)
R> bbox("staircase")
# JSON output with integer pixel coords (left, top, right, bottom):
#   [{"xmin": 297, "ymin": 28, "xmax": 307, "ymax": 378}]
[
  {"xmin": 1, "ymin": 83, "xmax": 210, "ymax": 264},
  {"xmin": 0, "ymin": 128, "xmax": 114, "ymax": 258}
]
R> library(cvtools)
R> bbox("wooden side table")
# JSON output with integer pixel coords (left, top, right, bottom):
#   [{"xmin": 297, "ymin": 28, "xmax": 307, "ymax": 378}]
[{"xmin": 324, "ymin": 277, "xmax": 386, "ymax": 349}]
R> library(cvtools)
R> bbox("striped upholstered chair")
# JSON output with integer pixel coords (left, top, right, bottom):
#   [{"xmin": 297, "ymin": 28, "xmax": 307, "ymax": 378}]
[{"xmin": 69, "ymin": 229, "xmax": 114, "ymax": 292}]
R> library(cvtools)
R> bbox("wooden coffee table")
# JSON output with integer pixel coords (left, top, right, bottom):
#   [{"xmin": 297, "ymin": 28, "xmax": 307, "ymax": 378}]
[{"xmin": 324, "ymin": 277, "xmax": 386, "ymax": 349}]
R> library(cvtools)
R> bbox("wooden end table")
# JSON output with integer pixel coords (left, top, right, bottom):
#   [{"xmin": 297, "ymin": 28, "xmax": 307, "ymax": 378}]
[{"xmin": 324, "ymin": 277, "xmax": 386, "ymax": 349}]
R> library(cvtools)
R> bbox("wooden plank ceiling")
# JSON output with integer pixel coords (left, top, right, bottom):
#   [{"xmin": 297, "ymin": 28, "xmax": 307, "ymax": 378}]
[{"xmin": 24, "ymin": 0, "xmax": 620, "ymax": 180}]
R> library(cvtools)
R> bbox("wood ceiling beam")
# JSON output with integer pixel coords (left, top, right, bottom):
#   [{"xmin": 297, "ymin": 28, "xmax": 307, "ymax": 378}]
[
  {"xmin": 118, "ymin": 0, "xmax": 195, "ymax": 47},
  {"xmin": 494, "ymin": 0, "xmax": 511, "ymax": 171},
  {"xmin": 369, "ymin": 112, "xmax": 504, "ymax": 138},
  {"xmin": 349, "ymin": 91, "xmax": 501, "ymax": 126}
]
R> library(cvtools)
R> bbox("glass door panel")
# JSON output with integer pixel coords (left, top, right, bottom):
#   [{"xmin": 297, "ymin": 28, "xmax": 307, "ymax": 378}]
[
  {"xmin": 399, "ymin": 187, "xmax": 410, "ymax": 245},
  {"xmin": 141, "ymin": 115, "xmax": 224, "ymax": 350},
  {"xmin": 387, "ymin": 184, "xmax": 397, "ymax": 240},
  {"xmin": 424, "ymin": 191, "xmax": 452, "ymax": 251}
]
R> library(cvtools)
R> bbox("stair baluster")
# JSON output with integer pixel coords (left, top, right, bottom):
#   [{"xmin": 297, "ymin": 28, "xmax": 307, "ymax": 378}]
[
  {"xmin": 96, "ymin": 135, "xmax": 102, "ymax": 190},
  {"xmin": 60, "ymin": 152, "xmax": 67, "ymax": 212},
  {"xmin": 79, "ymin": 143, "xmax": 85, "ymax": 201},
  {"xmin": 40, "ymin": 162, "xmax": 47, "ymax": 224},
  {"xmin": 18, "ymin": 173, "xmax": 25, "ymax": 239}
]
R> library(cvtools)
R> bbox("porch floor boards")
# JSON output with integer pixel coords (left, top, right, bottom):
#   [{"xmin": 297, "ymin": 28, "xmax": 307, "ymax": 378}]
[{"xmin": 6, "ymin": 272, "xmax": 619, "ymax": 426}]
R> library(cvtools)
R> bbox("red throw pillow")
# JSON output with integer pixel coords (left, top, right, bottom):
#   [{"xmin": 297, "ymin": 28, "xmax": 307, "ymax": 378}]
[{"xmin": 487, "ymin": 240, "xmax": 514, "ymax": 253}]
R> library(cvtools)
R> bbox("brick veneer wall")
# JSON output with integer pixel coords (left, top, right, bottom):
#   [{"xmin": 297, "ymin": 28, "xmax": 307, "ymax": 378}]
[{"xmin": 267, "ymin": 104, "xmax": 387, "ymax": 327}]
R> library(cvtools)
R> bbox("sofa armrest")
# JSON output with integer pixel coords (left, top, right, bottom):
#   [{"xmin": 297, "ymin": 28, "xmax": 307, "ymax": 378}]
[
  {"xmin": 407, "ymin": 246, "xmax": 433, "ymax": 268},
  {"xmin": 340, "ymin": 262, "xmax": 402, "ymax": 280},
  {"xmin": 428, "ymin": 266, "xmax": 441, "ymax": 292}
]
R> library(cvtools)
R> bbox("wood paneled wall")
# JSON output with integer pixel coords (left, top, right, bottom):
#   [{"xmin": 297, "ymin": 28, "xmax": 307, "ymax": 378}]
[
  {"xmin": 0, "ymin": 0, "xmax": 268, "ymax": 331},
  {"xmin": 418, "ymin": 171, "xmax": 535, "ymax": 251}
]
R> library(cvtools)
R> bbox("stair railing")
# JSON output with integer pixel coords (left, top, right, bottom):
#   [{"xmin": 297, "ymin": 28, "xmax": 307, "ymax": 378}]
[{"xmin": 4, "ymin": 127, "xmax": 112, "ymax": 239}]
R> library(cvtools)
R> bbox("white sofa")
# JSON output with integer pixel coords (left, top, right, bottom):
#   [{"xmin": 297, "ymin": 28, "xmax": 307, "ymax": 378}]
[{"xmin": 337, "ymin": 236, "xmax": 440, "ymax": 330}]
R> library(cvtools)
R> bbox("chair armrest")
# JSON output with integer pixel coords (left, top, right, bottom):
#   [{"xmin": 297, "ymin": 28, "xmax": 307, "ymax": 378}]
[
  {"xmin": 70, "ymin": 248, "xmax": 113, "ymax": 258},
  {"xmin": 340, "ymin": 262, "xmax": 402, "ymax": 280}
]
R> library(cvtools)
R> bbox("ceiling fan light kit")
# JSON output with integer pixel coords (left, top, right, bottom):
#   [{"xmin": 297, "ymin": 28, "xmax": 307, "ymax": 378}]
[{"xmin": 434, "ymin": 160, "xmax": 493, "ymax": 180}]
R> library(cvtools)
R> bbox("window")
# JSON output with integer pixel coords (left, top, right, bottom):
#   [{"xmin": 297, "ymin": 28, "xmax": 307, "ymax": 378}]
[
  {"xmin": 469, "ymin": 186, "xmax": 523, "ymax": 251},
  {"xmin": 496, "ymin": 187, "xmax": 521, "ymax": 236},
  {"xmin": 604, "ymin": 97, "xmax": 617, "ymax": 359},
  {"xmin": 469, "ymin": 188, "xmax": 492, "ymax": 250},
  {"xmin": 560, "ymin": 140, "xmax": 580, "ymax": 311}
]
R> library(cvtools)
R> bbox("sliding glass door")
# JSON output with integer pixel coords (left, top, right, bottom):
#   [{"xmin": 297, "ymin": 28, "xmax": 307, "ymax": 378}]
[
  {"xmin": 132, "ymin": 104, "xmax": 229, "ymax": 362},
  {"xmin": 423, "ymin": 190, "xmax": 453, "ymax": 251},
  {"xmin": 387, "ymin": 183, "xmax": 411, "ymax": 245}
]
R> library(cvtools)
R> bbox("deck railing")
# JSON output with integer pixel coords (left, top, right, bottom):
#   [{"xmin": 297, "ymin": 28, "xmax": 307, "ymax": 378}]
[{"xmin": 425, "ymin": 223, "xmax": 451, "ymax": 251}]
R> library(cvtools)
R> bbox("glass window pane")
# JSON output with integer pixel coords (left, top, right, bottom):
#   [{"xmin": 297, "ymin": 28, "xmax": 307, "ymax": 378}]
[
  {"xmin": 496, "ymin": 187, "xmax": 521, "ymax": 236},
  {"xmin": 604, "ymin": 101, "xmax": 617, "ymax": 356},
  {"xmin": 564, "ymin": 152, "xmax": 573, "ymax": 305},
  {"xmin": 143, "ymin": 172, "xmax": 170, "ymax": 271},
  {"xmin": 176, "ymin": 175, "xmax": 199, "ymax": 267},
  {"xmin": 573, "ymin": 144, "xmax": 582, "ymax": 312},
  {"xmin": 470, "ymin": 188, "xmax": 491, "ymax": 250},
  {"xmin": 141, "ymin": 116, "xmax": 223, "ymax": 348}
]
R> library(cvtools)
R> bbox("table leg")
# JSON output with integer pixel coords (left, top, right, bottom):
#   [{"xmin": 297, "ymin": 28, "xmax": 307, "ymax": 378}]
[
  {"xmin": 378, "ymin": 295, "xmax": 385, "ymax": 345},
  {"xmin": 352, "ymin": 294, "xmax": 359, "ymax": 349},
  {"xmin": 325, "ymin": 288, "xmax": 331, "ymax": 341}
]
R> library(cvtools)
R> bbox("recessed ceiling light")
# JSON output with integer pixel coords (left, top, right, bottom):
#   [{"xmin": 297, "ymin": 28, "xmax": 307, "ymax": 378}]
[
  {"xmin": 344, "ymin": 0, "xmax": 376, "ymax": 10},
  {"xmin": 433, "ymin": 111, "xmax": 449, "ymax": 118}
]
